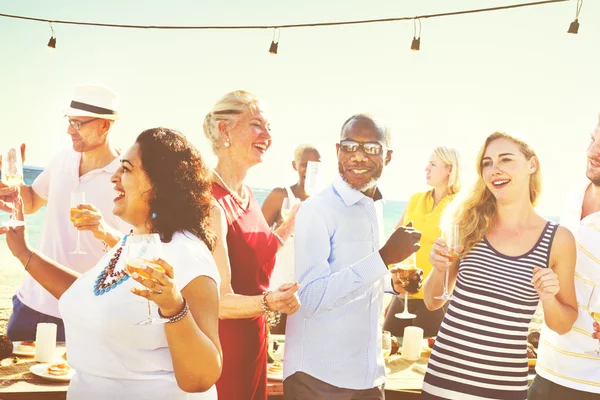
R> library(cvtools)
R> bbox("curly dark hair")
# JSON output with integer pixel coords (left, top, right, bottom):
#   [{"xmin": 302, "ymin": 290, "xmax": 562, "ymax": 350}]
[{"xmin": 135, "ymin": 127, "xmax": 215, "ymax": 251}]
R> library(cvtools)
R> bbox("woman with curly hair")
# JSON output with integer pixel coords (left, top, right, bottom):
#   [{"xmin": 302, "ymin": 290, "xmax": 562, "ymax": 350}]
[
  {"xmin": 0, "ymin": 127, "xmax": 222, "ymax": 399},
  {"xmin": 421, "ymin": 132, "xmax": 577, "ymax": 400},
  {"xmin": 203, "ymin": 90, "xmax": 301, "ymax": 400}
]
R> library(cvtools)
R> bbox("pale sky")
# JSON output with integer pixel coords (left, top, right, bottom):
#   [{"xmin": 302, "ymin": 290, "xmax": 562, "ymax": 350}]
[{"xmin": 1, "ymin": 0, "xmax": 598, "ymax": 216}]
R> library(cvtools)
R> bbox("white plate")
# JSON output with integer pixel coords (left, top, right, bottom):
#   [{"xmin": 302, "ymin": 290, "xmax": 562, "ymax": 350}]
[
  {"xmin": 29, "ymin": 363, "xmax": 75, "ymax": 382},
  {"xmin": 12, "ymin": 341, "xmax": 36, "ymax": 356},
  {"xmin": 267, "ymin": 363, "xmax": 283, "ymax": 382}
]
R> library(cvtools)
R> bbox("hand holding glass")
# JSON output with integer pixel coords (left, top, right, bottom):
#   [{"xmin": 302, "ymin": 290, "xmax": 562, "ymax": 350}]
[
  {"xmin": 281, "ymin": 197, "xmax": 299, "ymax": 221},
  {"xmin": 435, "ymin": 224, "xmax": 459, "ymax": 301},
  {"xmin": 586, "ymin": 285, "xmax": 600, "ymax": 357},
  {"xmin": 1, "ymin": 146, "xmax": 25, "ymax": 228},
  {"xmin": 69, "ymin": 192, "xmax": 87, "ymax": 254},
  {"xmin": 395, "ymin": 253, "xmax": 417, "ymax": 319},
  {"xmin": 125, "ymin": 233, "xmax": 168, "ymax": 325}
]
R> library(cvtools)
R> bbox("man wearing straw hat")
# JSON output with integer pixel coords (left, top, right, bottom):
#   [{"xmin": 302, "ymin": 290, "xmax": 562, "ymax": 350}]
[{"xmin": 0, "ymin": 84, "xmax": 130, "ymax": 341}]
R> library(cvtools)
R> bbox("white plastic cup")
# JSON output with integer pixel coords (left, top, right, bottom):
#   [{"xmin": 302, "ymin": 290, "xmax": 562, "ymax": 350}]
[
  {"xmin": 401, "ymin": 326, "xmax": 424, "ymax": 361},
  {"xmin": 35, "ymin": 322, "xmax": 57, "ymax": 363}
]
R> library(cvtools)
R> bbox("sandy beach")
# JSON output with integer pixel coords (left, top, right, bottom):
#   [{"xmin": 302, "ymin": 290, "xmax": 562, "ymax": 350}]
[{"xmin": 0, "ymin": 244, "xmax": 25, "ymax": 333}]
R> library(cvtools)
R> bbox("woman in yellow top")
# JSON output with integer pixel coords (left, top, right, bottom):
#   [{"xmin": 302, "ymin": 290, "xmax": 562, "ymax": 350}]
[{"xmin": 383, "ymin": 146, "xmax": 461, "ymax": 337}]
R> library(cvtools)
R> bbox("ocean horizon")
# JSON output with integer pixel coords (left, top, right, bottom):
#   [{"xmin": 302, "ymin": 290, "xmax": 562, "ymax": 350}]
[{"xmin": 0, "ymin": 167, "xmax": 407, "ymax": 248}]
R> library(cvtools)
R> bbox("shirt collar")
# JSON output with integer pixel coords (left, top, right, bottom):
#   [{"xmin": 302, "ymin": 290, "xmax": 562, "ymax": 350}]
[{"xmin": 333, "ymin": 175, "xmax": 384, "ymax": 207}]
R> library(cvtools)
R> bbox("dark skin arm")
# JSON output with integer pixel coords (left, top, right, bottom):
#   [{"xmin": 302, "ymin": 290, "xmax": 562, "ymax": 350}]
[{"xmin": 261, "ymin": 187, "xmax": 287, "ymax": 228}]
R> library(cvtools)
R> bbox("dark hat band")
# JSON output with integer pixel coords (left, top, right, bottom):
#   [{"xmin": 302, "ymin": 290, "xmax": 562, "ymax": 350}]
[{"xmin": 70, "ymin": 100, "xmax": 117, "ymax": 115}]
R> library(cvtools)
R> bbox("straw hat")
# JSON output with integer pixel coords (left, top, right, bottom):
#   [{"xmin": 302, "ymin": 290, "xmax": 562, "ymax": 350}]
[{"xmin": 64, "ymin": 84, "xmax": 120, "ymax": 120}]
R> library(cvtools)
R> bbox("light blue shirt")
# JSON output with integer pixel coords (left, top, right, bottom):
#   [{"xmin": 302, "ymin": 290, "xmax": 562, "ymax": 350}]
[{"xmin": 284, "ymin": 177, "xmax": 394, "ymax": 390}]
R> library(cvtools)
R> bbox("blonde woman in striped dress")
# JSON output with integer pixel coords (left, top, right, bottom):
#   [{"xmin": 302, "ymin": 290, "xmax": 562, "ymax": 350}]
[{"xmin": 421, "ymin": 132, "xmax": 578, "ymax": 400}]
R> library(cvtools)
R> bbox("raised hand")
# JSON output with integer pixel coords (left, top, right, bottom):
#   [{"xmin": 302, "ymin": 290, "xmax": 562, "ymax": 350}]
[
  {"xmin": 531, "ymin": 266, "xmax": 560, "ymax": 301},
  {"xmin": 70, "ymin": 203, "xmax": 111, "ymax": 240},
  {"xmin": 379, "ymin": 221, "xmax": 422, "ymax": 265},
  {"xmin": 130, "ymin": 258, "xmax": 184, "ymax": 317}
]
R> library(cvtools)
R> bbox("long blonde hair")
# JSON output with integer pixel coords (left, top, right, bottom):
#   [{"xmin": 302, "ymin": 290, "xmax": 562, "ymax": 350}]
[
  {"xmin": 432, "ymin": 146, "xmax": 461, "ymax": 195},
  {"xmin": 446, "ymin": 132, "xmax": 542, "ymax": 256},
  {"xmin": 202, "ymin": 90, "xmax": 263, "ymax": 153}
]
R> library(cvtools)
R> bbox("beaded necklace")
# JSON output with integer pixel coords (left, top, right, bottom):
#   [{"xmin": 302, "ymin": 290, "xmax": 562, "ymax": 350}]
[
  {"xmin": 93, "ymin": 231, "xmax": 132, "ymax": 296},
  {"xmin": 213, "ymin": 170, "xmax": 248, "ymax": 206}
]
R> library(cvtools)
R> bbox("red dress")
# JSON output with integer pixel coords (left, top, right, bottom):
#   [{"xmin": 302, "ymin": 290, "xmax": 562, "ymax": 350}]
[{"xmin": 213, "ymin": 183, "xmax": 279, "ymax": 400}]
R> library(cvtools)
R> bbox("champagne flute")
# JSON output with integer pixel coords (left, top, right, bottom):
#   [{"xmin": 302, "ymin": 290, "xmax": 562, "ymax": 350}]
[
  {"xmin": 395, "ymin": 253, "xmax": 417, "ymax": 319},
  {"xmin": 281, "ymin": 197, "xmax": 293, "ymax": 221},
  {"xmin": 382, "ymin": 330, "xmax": 392, "ymax": 359},
  {"xmin": 304, "ymin": 161, "xmax": 321, "ymax": 196},
  {"xmin": 586, "ymin": 285, "xmax": 600, "ymax": 357},
  {"xmin": 125, "ymin": 233, "xmax": 168, "ymax": 325},
  {"xmin": 435, "ymin": 223, "xmax": 460, "ymax": 301},
  {"xmin": 69, "ymin": 192, "xmax": 87, "ymax": 254},
  {"xmin": 1, "ymin": 146, "xmax": 26, "ymax": 228}
]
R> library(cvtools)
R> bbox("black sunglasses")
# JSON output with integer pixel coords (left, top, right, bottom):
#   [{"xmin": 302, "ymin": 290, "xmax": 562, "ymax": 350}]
[{"xmin": 339, "ymin": 140, "xmax": 386, "ymax": 155}]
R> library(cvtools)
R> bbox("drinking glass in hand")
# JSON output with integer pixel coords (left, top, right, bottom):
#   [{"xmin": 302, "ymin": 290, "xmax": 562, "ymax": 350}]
[
  {"xmin": 281, "ymin": 197, "xmax": 294, "ymax": 221},
  {"xmin": 304, "ymin": 161, "xmax": 321, "ymax": 196},
  {"xmin": 586, "ymin": 285, "xmax": 600, "ymax": 357},
  {"xmin": 435, "ymin": 223, "xmax": 459, "ymax": 301},
  {"xmin": 1, "ymin": 146, "xmax": 25, "ymax": 228},
  {"xmin": 69, "ymin": 192, "xmax": 87, "ymax": 254},
  {"xmin": 395, "ymin": 253, "xmax": 417, "ymax": 319},
  {"xmin": 125, "ymin": 233, "xmax": 168, "ymax": 325}
]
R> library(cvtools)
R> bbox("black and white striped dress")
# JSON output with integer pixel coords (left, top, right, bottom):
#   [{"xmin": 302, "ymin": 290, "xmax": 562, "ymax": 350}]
[{"xmin": 422, "ymin": 221, "xmax": 557, "ymax": 400}]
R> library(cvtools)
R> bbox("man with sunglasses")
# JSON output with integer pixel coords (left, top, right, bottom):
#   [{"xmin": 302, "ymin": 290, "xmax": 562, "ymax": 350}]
[
  {"xmin": 0, "ymin": 84, "xmax": 129, "ymax": 342},
  {"xmin": 284, "ymin": 114, "xmax": 423, "ymax": 399}
]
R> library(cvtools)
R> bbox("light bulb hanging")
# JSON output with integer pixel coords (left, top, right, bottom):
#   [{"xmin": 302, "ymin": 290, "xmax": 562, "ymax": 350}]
[
  {"xmin": 47, "ymin": 22, "xmax": 56, "ymax": 48},
  {"xmin": 269, "ymin": 28, "xmax": 280, "ymax": 54},
  {"xmin": 410, "ymin": 18, "xmax": 421, "ymax": 51},
  {"xmin": 567, "ymin": 0, "xmax": 583, "ymax": 34}
]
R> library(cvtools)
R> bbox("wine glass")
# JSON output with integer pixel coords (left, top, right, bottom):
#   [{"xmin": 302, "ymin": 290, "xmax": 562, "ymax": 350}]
[
  {"xmin": 382, "ymin": 330, "xmax": 392, "ymax": 359},
  {"xmin": 304, "ymin": 161, "xmax": 321, "ymax": 196},
  {"xmin": 586, "ymin": 285, "xmax": 600, "ymax": 357},
  {"xmin": 69, "ymin": 192, "xmax": 87, "ymax": 254},
  {"xmin": 395, "ymin": 253, "xmax": 417, "ymax": 319},
  {"xmin": 435, "ymin": 223, "xmax": 459, "ymax": 301},
  {"xmin": 281, "ymin": 197, "xmax": 293, "ymax": 221},
  {"xmin": 1, "ymin": 146, "xmax": 26, "ymax": 228},
  {"xmin": 125, "ymin": 233, "xmax": 168, "ymax": 325}
]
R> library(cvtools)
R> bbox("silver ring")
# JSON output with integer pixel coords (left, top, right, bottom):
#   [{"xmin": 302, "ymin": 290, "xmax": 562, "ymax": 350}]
[{"xmin": 153, "ymin": 288, "xmax": 163, "ymax": 295}]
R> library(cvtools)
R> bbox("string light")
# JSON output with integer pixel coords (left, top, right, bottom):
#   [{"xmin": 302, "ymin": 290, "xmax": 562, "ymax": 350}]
[
  {"xmin": 0, "ymin": 0, "xmax": 569, "ymax": 52},
  {"xmin": 411, "ymin": 18, "xmax": 421, "ymax": 51},
  {"xmin": 269, "ymin": 28, "xmax": 280, "ymax": 54},
  {"xmin": 567, "ymin": 0, "xmax": 583, "ymax": 34},
  {"xmin": 47, "ymin": 22, "xmax": 56, "ymax": 48}
]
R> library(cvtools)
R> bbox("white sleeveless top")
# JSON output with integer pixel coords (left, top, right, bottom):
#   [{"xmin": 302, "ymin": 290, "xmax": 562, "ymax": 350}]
[
  {"xmin": 536, "ymin": 181, "xmax": 600, "ymax": 394},
  {"xmin": 269, "ymin": 186, "xmax": 297, "ymax": 289}
]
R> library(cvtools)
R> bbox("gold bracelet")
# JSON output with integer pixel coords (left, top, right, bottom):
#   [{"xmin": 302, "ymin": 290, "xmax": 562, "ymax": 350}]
[
  {"xmin": 261, "ymin": 291, "xmax": 281, "ymax": 329},
  {"xmin": 23, "ymin": 251, "xmax": 34, "ymax": 270}
]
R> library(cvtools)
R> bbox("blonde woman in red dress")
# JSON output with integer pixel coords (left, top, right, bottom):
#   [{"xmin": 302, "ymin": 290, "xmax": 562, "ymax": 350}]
[{"xmin": 203, "ymin": 90, "xmax": 301, "ymax": 400}]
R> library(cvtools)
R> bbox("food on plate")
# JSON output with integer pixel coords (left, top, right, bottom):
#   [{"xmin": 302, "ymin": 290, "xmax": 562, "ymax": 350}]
[
  {"xmin": 47, "ymin": 363, "xmax": 71, "ymax": 376},
  {"xmin": 527, "ymin": 331, "xmax": 540, "ymax": 349},
  {"xmin": 427, "ymin": 336, "xmax": 436, "ymax": 349},
  {"xmin": 16, "ymin": 341, "xmax": 36, "ymax": 353},
  {"xmin": 390, "ymin": 336, "xmax": 399, "ymax": 355},
  {"xmin": 0, "ymin": 335, "xmax": 13, "ymax": 360},
  {"xmin": 267, "ymin": 362, "xmax": 283, "ymax": 374}
]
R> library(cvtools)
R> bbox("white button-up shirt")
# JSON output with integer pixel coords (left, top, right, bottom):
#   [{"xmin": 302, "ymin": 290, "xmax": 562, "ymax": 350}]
[
  {"xmin": 536, "ymin": 180, "xmax": 600, "ymax": 393},
  {"xmin": 284, "ymin": 176, "xmax": 394, "ymax": 390}
]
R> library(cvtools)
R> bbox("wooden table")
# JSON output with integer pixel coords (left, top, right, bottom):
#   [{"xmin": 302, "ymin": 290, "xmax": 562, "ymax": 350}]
[{"xmin": 0, "ymin": 343, "xmax": 68, "ymax": 400}]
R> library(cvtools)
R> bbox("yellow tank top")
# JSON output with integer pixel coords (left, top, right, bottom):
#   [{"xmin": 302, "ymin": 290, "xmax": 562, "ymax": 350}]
[{"xmin": 402, "ymin": 190, "xmax": 454, "ymax": 299}]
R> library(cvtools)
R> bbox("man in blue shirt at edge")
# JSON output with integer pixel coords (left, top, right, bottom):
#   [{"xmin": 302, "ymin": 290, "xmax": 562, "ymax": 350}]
[{"xmin": 284, "ymin": 114, "xmax": 424, "ymax": 399}]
